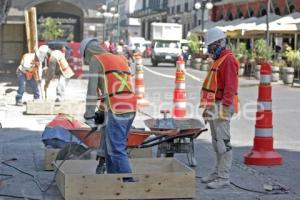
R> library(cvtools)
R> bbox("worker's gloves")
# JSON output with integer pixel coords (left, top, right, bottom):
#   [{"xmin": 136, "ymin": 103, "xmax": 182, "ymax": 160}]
[
  {"xmin": 84, "ymin": 113, "xmax": 97, "ymax": 128},
  {"xmin": 202, "ymin": 108, "xmax": 214, "ymax": 124},
  {"xmin": 218, "ymin": 105, "xmax": 231, "ymax": 121}
]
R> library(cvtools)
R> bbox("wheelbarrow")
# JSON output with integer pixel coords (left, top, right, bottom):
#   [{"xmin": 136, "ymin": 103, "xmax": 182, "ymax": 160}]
[
  {"xmin": 55, "ymin": 126, "xmax": 180, "ymax": 161},
  {"xmin": 56, "ymin": 110, "xmax": 207, "ymax": 167}
]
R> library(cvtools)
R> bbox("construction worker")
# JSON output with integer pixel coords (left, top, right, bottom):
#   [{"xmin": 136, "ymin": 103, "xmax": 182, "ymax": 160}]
[
  {"xmin": 15, "ymin": 45, "xmax": 49, "ymax": 106},
  {"xmin": 80, "ymin": 38, "xmax": 137, "ymax": 174},
  {"xmin": 44, "ymin": 47, "xmax": 74, "ymax": 101},
  {"xmin": 200, "ymin": 27, "xmax": 239, "ymax": 189}
]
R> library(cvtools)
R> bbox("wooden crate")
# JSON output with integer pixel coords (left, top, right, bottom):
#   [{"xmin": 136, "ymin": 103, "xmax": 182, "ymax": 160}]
[
  {"xmin": 55, "ymin": 158, "xmax": 195, "ymax": 200},
  {"xmin": 128, "ymin": 148, "xmax": 152, "ymax": 158},
  {"xmin": 44, "ymin": 148, "xmax": 60, "ymax": 171},
  {"xmin": 26, "ymin": 100, "xmax": 85, "ymax": 115}
]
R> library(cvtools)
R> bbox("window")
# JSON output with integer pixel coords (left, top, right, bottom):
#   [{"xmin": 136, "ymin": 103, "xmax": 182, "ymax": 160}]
[
  {"xmin": 163, "ymin": 0, "xmax": 168, "ymax": 9},
  {"xmin": 155, "ymin": 41, "xmax": 179, "ymax": 48},
  {"xmin": 249, "ymin": 9, "xmax": 254, "ymax": 17},
  {"xmin": 290, "ymin": 5, "xmax": 295, "ymax": 13},
  {"xmin": 185, "ymin": 3, "xmax": 189, "ymax": 12},
  {"xmin": 177, "ymin": 5, "xmax": 181, "ymax": 13},
  {"xmin": 275, "ymin": 7, "xmax": 280, "ymax": 15},
  {"xmin": 261, "ymin": 8, "xmax": 267, "ymax": 16},
  {"xmin": 237, "ymin": 9, "xmax": 243, "ymax": 18},
  {"xmin": 172, "ymin": 6, "xmax": 175, "ymax": 14}
]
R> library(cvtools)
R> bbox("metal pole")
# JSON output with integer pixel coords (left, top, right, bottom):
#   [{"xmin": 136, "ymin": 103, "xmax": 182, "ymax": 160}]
[
  {"xmin": 103, "ymin": 18, "xmax": 105, "ymax": 41},
  {"xmin": 201, "ymin": 2, "xmax": 205, "ymax": 52},
  {"xmin": 116, "ymin": 0, "xmax": 120, "ymax": 42},
  {"xmin": 266, "ymin": 0, "xmax": 270, "ymax": 46},
  {"xmin": 201, "ymin": 3, "xmax": 205, "ymax": 38}
]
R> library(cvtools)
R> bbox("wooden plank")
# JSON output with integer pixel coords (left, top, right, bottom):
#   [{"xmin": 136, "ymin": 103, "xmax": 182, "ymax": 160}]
[
  {"xmin": 55, "ymin": 158, "xmax": 195, "ymax": 200},
  {"xmin": 26, "ymin": 100, "xmax": 86, "ymax": 115},
  {"xmin": 128, "ymin": 148, "xmax": 152, "ymax": 159},
  {"xmin": 24, "ymin": 7, "xmax": 38, "ymax": 53},
  {"xmin": 44, "ymin": 148, "xmax": 60, "ymax": 171}
]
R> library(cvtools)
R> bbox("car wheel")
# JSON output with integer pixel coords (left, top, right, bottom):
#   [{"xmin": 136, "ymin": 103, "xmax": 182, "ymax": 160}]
[{"xmin": 151, "ymin": 59, "xmax": 158, "ymax": 67}]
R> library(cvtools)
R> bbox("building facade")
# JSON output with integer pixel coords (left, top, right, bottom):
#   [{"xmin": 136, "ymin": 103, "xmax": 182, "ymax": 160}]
[
  {"xmin": 0, "ymin": 0, "xmax": 106, "ymax": 65},
  {"xmin": 130, "ymin": 0, "xmax": 168, "ymax": 40},
  {"xmin": 212, "ymin": 0, "xmax": 300, "ymax": 21},
  {"xmin": 118, "ymin": 0, "xmax": 142, "ymax": 43}
]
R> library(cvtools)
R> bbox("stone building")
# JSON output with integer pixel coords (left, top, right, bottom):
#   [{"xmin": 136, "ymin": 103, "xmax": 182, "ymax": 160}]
[{"xmin": 0, "ymin": 0, "xmax": 105, "ymax": 65}]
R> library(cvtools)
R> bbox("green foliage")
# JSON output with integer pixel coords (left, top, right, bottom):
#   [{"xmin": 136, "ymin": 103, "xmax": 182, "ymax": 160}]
[
  {"xmin": 41, "ymin": 17, "xmax": 64, "ymax": 41},
  {"xmin": 254, "ymin": 39, "xmax": 272, "ymax": 60},
  {"xmin": 187, "ymin": 33, "xmax": 200, "ymax": 55},
  {"xmin": 271, "ymin": 59, "xmax": 286, "ymax": 68},
  {"xmin": 285, "ymin": 46, "xmax": 300, "ymax": 69},
  {"xmin": 233, "ymin": 42, "xmax": 249, "ymax": 62}
]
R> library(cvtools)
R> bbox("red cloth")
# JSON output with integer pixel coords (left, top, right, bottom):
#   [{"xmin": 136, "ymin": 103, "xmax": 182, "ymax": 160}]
[{"xmin": 215, "ymin": 49, "xmax": 239, "ymax": 106}]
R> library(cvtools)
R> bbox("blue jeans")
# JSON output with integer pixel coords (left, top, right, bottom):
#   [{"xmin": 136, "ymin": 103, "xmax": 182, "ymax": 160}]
[
  {"xmin": 104, "ymin": 110, "xmax": 135, "ymax": 174},
  {"xmin": 16, "ymin": 71, "xmax": 40, "ymax": 103}
]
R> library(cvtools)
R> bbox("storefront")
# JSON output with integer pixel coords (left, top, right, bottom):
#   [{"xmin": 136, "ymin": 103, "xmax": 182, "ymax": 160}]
[{"xmin": 0, "ymin": 0, "xmax": 105, "ymax": 66}]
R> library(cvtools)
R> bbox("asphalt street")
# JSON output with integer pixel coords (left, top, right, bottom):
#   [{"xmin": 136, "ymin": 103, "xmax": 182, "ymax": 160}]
[{"xmin": 0, "ymin": 59, "xmax": 300, "ymax": 200}]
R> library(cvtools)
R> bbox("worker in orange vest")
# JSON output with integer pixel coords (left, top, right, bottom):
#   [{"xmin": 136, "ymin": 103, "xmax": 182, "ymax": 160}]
[
  {"xmin": 80, "ymin": 38, "xmax": 137, "ymax": 175},
  {"xmin": 15, "ymin": 45, "xmax": 49, "ymax": 106},
  {"xmin": 199, "ymin": 27, "xmax": 239, "ymax": 189},
  {"xmin": 44, "ymin": 47, "xmax": 74, "ymax": 101}
]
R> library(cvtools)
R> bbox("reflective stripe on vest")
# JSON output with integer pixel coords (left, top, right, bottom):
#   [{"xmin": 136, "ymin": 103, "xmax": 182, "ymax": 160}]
[
  {"xmin": 200, "ymin": 53, "xmax": 240, "ymax": 113},
  {"xmin": 94, "ymin": 53, "xmax": 137, "ymax": 113}
]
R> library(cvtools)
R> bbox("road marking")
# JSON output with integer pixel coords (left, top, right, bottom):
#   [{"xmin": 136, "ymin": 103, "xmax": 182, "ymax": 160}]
[
  {"xmin": 185, "ymin": 71, "xmax": 203, "ymax": 82},
  {"xmin": 143, "ymin": 66, "xmax": 175, "ymax": 79},
  {"xmin": 144, "ymin": 66, "xmax": 204, "ymax": 83}
]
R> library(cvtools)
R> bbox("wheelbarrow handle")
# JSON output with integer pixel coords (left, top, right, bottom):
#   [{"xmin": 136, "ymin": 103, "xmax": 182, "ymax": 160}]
[
  {"xmin": 130, "ymin": 128, "xmax": 180, "ymax": 136},
  {"xmin": 193, "ymin": 128, "xmax": 208, "ymax": 138}
]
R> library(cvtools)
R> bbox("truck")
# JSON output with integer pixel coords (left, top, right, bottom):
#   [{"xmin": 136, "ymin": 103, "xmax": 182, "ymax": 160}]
[{"xmin": 151, "ymin": 23, "xmax": 182, "ymax": 66}]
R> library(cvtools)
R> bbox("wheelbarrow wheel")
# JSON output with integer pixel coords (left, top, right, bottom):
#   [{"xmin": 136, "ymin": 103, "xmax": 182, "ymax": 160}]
[{"xmin": 56, "ymin": 143, "xmax": 91, "ymax": 161}]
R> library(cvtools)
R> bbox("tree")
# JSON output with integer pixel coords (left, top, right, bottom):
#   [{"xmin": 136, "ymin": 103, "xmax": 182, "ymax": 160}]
[
  {"xmin": 41, "ymin": 17, "xmax": 64, "ymax": 41},
  {"xmin": 187, "ymin": 33, "xmax": 200, "ymax": 57}
]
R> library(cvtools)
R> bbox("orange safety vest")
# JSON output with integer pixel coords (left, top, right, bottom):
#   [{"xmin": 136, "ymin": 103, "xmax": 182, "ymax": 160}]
[
  {"xmin": 94, "ymin": 53, "xmax": 137, "ymax": 114},
  {"xmin": 20, "ymin": 53, "xmax": 40, "ymax": 81},
  {"xmin": 49, "ymin": 51, "xmax": 74, "ymax": 78},
  {"xmin": 200, "ymin": 53, "xmax": 239, "ymax": 113}
]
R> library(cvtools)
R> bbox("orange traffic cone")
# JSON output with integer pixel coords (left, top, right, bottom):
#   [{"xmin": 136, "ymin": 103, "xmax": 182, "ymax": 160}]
[
  {"xmin": 134, "ymin": 52, "xmax": 150, "ymax": 107},
  {"xmin": 172, "ymin": 55, "xmax": 186, "ymax": 118},
  {"xmin": 244, "ymin": 62, "xmax": 283, "ymax": 165}
]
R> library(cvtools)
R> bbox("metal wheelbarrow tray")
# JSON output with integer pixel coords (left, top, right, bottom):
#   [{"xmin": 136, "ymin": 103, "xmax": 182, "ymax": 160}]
[{"xmin": 142, "ymin": 118, "xmax": 207, "ymax": 166}]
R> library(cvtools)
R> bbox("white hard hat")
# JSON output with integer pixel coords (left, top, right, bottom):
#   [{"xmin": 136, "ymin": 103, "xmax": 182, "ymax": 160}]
[
  {"xmin": 204, "ymin": 27, "xmax": 226, "ymax": 47},
  {"xmin": 36, "ymin": 45, "xmax": 50, "ymax": 62}
]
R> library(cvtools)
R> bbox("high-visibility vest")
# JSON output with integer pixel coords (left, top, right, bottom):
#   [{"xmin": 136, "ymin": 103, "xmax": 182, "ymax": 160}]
[
  {"xmin": 200, "ymin": 52, "xmax": 239, "ymax": 113},
  {"xmin": 19, "ymin": 53, "xmax": 40, "ymax": 80},
  {"xmin": 94, "ymin": 53, "xmax": 137, "ymax": 114},
  {"xmin": 50, "ymin": 50, "xmax": 74, "ymax": 78}
]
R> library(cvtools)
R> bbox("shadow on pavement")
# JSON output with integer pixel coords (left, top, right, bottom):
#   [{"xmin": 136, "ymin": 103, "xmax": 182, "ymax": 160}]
[{"xmin": 0, "ymin": 128, "xmax": 299, "ymax": 200}]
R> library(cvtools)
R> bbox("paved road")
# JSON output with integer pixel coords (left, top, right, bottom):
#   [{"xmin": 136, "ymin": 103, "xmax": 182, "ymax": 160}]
[{"xmin": 0, "ymin": 59, "xmax": 300, "ymax": 200}]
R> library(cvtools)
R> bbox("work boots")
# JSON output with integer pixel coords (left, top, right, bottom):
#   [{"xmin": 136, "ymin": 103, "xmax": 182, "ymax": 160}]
[
  {"xmin": 206, "ymin": 177, "xmax": 230, "ymax": 189},
  {"xmin": 96, "ymin": 156, "xmax": 106, "ymax": 174},
  {"xmin": 201, "ymin": 172, "xmax": 218, "ymax": 183}
]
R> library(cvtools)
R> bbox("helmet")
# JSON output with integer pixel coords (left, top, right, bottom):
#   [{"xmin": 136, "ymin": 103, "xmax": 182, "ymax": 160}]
[
  {"xmin": 80, "ymin": 38, "xmax": 99, "ymax": 58},
  {"xmin": 204, "ymin": 27, "xmax": 226, "ymax": 47},
  {"xmin": 36, "ymin": 45, "xmax": 50, "ymax": 62}
]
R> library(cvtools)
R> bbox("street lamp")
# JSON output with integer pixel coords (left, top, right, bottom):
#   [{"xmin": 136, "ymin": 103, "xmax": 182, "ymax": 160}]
[
  {"xmin": 96, "ymin": 4, "xmax": 119, "ymax": 42},
  {"xmin": 194, "ymin": 1, "xmax": 213, "ymax": 49}
]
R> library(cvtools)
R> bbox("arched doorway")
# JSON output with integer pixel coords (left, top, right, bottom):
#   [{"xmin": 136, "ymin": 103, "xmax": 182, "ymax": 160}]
[{"xmin": 31, "ymin": 1, "xmax": 84, "ymax": 42}]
